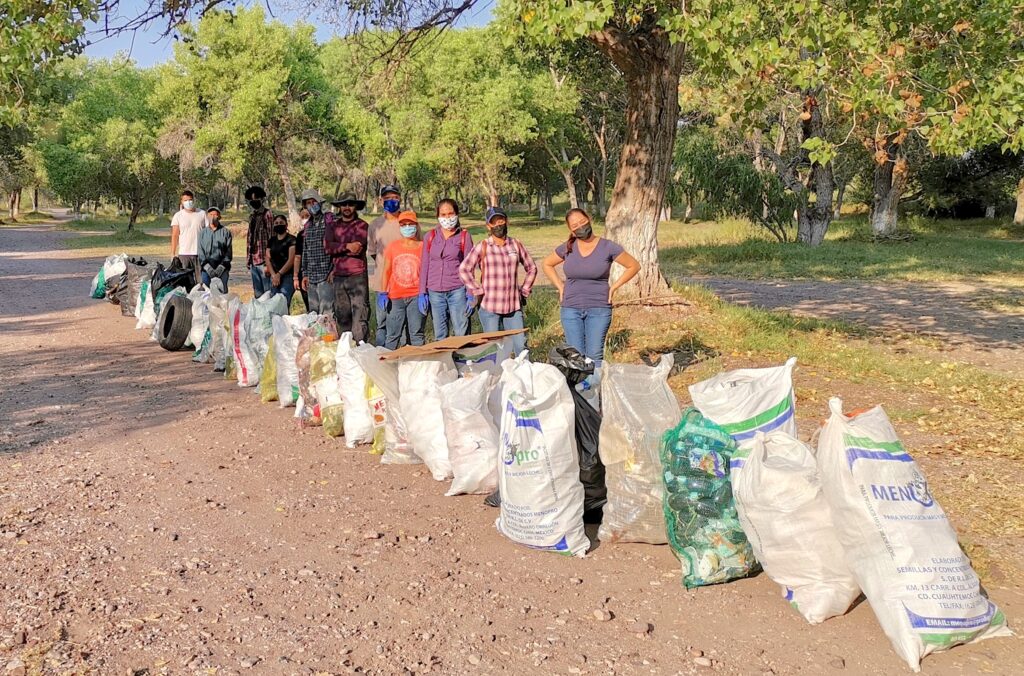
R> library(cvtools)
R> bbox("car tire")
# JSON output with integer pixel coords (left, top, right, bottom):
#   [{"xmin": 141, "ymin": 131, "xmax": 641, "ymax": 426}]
[{"xmin": 158, "ymin": 294, "xmax": 193, "ymax": 351}]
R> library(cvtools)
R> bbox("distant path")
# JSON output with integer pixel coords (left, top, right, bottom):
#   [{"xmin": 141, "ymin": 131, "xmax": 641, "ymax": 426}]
[{"xmin": 683, "ymin": 275, "xmax": 1024, "ymax": 373}]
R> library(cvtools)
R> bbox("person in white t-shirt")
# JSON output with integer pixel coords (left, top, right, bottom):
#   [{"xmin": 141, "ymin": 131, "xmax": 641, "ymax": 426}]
[{"xmin": 170, "ymin": 189, "xmax": 207, "ymax": 287}]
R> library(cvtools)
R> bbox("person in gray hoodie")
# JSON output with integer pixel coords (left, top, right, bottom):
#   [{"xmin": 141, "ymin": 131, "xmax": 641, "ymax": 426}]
[{"xmin": 198, "ymin": 206, "xmax": 233, "ymax": 290}]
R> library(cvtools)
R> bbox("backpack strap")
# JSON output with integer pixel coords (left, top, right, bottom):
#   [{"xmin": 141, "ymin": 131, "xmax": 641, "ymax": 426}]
[
  {"xmin": 459, "ymin": 228, "xmax": 468, "ymax": 257},
  {"xmin": 426, "ymin": 228, "xmax": 436, "ymax": 253}
]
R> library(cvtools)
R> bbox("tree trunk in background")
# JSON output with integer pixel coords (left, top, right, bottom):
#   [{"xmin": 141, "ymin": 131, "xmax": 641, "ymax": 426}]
[
  {"xmin": 591, "ymin": 27, "xmax": 685, "ymax": 298},
  {"xmin": 833, "ymin": 180, "xmax": 846, "ymax": 220},
  {"xmin": 1014, "ymin": 177, "xmax": 1024, "ymax": 225},
  {"xmin": 32, "ymin": 187, "xmax": 38, "ymax": 212},
  {"xmin": 870, "ymin": 136, "xmax": 909, "ymax": 237},
  {"xmin": 684, "ymin": 200, "xmax": 694, "ymax": 221},
  {"xmin": 795, "ymin": 94, "xmax": 833, "ymax": 246},
  {"xmin": 127, "ymin": 202, "xmax": 143, "ymax": 231},
  {"xmin": 271, "ymin": 142, "xmax": 300, "ymax": 228}
]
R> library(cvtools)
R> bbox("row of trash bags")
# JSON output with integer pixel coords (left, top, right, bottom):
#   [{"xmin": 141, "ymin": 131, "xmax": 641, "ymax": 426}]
[{"xmin": 90, "ymin": 254, "xmax": 1009, "ymax": 672}]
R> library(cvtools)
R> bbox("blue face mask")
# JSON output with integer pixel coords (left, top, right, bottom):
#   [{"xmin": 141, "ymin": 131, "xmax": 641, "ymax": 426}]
[
  {"xmin": 309, "ymin": 202, "xmax": 321, "ymax": 215},
  {"xmin": 383, "ymin": 199, "xmax": 401, "ymax": 214},
  {"xmin": 400, "ymin": 224, "xmax": 418, "ymax": 239}
]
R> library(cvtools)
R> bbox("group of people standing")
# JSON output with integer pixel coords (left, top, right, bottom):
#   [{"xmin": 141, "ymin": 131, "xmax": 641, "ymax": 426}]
[{"xmin": 169, "ymin": 184, "xmax": 640, "ymax": 370}]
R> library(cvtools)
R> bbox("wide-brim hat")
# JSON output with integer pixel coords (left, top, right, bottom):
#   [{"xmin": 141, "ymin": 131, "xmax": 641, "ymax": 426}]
[
  {"xmin": 244, "ymin": 186, "xmax": 266, "ymax": 200},
  {"xmin": 297, "ymin": 188, "xmax": 325, "ymax": 204},
  {"xmin": 331, "ymin": 192, "xmax": 366, "ymax": 210}
]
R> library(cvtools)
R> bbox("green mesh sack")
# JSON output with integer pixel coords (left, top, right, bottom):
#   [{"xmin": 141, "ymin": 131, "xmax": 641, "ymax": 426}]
[
  {"xmin": 289, "ymin": 290, "xmax": 308, "ymax": 315},
  {"xmin": 661, "ymin": 408, "xmax": 759, "ymax": 588}
]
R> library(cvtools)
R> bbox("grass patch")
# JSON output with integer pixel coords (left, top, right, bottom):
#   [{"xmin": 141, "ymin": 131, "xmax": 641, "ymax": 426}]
[{"xmin": 65, "ymin": 227, "xmax": 166, "ymax": 251}]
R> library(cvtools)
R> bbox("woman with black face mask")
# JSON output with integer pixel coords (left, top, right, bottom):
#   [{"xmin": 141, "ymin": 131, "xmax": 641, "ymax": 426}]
[
  {"xmin": 266, "ymin": 214, "xmax": 297, "ymax": 302},
  {"xmin": 541, "ymin": 207, "xmax": 640, "ymax": 372}
]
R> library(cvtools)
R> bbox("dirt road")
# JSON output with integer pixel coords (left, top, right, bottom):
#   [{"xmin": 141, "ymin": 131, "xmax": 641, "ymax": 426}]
[{"xmin": 2, "ymin": 220, "xmax": 1021, "ymax": 675}]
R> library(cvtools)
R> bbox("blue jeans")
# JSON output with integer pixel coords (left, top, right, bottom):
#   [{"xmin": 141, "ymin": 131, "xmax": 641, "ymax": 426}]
[
  {"xmin": 428, "ymin": 288, "xmax": 469, "ymax": 340},
  {"xmin": 384, "ymin": 296, "xmax": 426, "ymax": 350},
  {"xmin": 250, "ymin": 264, "xmax": 272, "ymax": 297},
  {"xmin": 272, "ymin": 274, "xmax": 295, "ymax": 304},
  {"xmin": 479, "ymin": 308, "xmax": 526, "ymax": 356},
  {"xmin": 560, "ymin": 306, "xmax": 613, "ymax": 365},
  {"xmin": 201, "ymin": 269, "xmax": 229, "ymax": 291}
]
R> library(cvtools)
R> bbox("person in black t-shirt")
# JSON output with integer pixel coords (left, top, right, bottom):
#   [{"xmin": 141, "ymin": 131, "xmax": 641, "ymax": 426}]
[
  {"xmin": 293, "ymin": 207, "xmax": 309, "ymax": 310},
  {"xmin": 266, "ymin": 213, "xmax": 297, "ymax": 303}
]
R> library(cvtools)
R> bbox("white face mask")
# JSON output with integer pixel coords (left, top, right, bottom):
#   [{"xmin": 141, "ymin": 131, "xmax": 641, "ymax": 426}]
[
  {"xmin": 438, "ymin": 216, "xmax": 458, "ymax": 230},
  {"xmin": 183, "ymin": 200, "xmax": 194, "ymax": 210}
]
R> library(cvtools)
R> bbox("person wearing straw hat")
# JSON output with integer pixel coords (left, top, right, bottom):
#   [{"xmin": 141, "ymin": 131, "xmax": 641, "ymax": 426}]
[
  {"xmin": 198, "ymin": 205, "xmax": 232, "ymax": 290},
  {"xmin": 297, "ymin": 188, "xmax": 335, "ymax": 316},
  {"xmin": 325, "ymin": 192, "xmax": 370, "ymax": 342},
  {"xmin": 244, "ymin": 185, "xmax": 274, "ymax": 297}
]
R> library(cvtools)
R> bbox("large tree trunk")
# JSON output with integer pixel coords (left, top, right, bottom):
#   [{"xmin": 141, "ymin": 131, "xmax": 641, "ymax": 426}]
[
  {"xmin": 271, "ymin": 142, "xmax": 300, "ymax": 228},
  {"xmin": 1014, "ymin": 177, "xmax": 1024, "ymax": 225},
  {"xmin": 560, "ymin": 147, "xmax": 579, "ymax": 210},
  {"xmin": 127, "ymin": 202, "xmax": 143, "ymax": 231},
  {"xmin": 32, "ymin": 186, "xmax": 38, "ymax": 212},
  {"xmin": 591, "ymin": 27, "xmax": 685, "ymax": 298},
  {"xmin": 870, "ymin": 136, "xmax": 909, "ymax": 237},
  {"xmin": 795, "ymin": 94, "xmax": 833, "ymax": 246}
]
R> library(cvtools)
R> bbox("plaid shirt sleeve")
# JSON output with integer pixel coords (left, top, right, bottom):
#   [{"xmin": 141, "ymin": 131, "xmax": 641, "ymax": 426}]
[{"xmin": 516, "ymin": 238, "xmax": 538, "ymax": 296}]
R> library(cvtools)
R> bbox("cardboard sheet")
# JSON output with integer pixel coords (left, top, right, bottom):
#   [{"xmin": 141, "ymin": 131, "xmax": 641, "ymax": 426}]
[{"xmin": 378, "ymin": 329, "xmax": 526, "ymax": 361}]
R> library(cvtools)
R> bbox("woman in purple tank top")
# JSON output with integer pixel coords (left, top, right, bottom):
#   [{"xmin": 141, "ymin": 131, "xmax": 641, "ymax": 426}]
[{"xmin": 541, "ymin": 208, "xmax": 640, "ymax": 367}]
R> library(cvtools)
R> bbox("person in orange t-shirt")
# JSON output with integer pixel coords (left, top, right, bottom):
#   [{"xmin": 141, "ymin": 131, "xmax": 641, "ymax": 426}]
[{"xmin": 380, "ymin": 210, "xmax": 426, "ymax": 349}]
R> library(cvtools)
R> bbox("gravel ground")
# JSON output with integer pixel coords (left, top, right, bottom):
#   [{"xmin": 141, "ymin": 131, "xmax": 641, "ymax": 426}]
[{"xmin": 1, "ymin": 219, "xmax": 1021, "ymax": 675}]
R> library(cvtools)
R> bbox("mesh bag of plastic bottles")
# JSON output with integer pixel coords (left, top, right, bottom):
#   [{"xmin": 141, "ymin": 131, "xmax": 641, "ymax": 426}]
[{"xmin": 661, "ymin": 408, "xmax": 759, "ymax": 588}]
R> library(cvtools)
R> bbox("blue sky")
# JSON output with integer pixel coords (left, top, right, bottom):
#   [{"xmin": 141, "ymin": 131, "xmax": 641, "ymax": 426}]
[{"xmin": 83, "ymin": 0, "xmax": 495, "ymax": 67}]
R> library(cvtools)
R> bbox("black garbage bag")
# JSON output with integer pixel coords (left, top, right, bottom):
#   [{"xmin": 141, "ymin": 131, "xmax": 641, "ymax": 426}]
[
  {"xmin": 116, "ymin": 260, "xmax": 149, "ymax": 316},
  {"xmin": 549, "ymin": 344, "xmax": 607, "ymax": 522},
  {"xmin": 151, "ymin": 258, "xmax": 193, "ymax": 298}
]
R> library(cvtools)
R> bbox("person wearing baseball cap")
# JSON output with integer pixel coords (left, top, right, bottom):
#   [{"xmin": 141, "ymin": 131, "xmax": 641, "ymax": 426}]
[
  {"xmin": 458, "ymin": 205, "xmax": 536, "ymax": 356},
  {"xmin": 297, "ymin": 188, "xmax": 335, "ymax": 316},
  {"xmin": 379, "ymin": 210, "xmax": 426, "ymax": 349},
  {"xmin": 244, "ymin": 186, "xmax": 274, "ymax": 297},
  {"xmin": 198, "ymin": 206, "xmax": 232, "ymax": 291},
  {"xmin": 324, "ymin": 192, "xmax": 370, "ymax": 342},
  {"xmin": 367, "ymin": 184, "xmax": 405, "ymax": 345}
]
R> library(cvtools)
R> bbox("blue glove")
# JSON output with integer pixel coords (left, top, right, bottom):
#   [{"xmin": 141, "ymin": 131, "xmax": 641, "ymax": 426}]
[
  {"xmin": 465, "ymin": 291, "xmax": 477, "ymax": 317},
  {"xmin": 418, "ymin": 293, "xmax": 430, "ymax": 315},
  {"xmin": 376, "ymin": 292, "xmax": 389, "ymax": 312}
]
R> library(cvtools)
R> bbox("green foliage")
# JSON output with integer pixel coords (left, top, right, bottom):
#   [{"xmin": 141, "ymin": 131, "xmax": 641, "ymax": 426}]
[
  {"xmin": 154, "ymin": 7, "xmax": 341, "ymax": 180},
  {"xmin": 38, "ymin": 61, "xmax": 176, "ymax": 222},
  {"xmin": 0, "ymin": 1, "xmax": 99, "ymax": 124}
]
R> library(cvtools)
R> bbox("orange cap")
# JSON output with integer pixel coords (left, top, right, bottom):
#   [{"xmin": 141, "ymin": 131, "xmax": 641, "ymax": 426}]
[{"xmin": 397, "ymin": 210, "xmax": 418, "ymax": 225}]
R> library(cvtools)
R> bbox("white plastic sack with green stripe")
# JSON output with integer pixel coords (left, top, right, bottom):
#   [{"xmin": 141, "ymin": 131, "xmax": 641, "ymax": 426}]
[
  {"xmin": 732, "ymin": 430, "xmax": 860, "ymax": 624},
  {"xmin": 818, "ymin": 397, "xmax": 1009, "ymax": 671},
  {"xmin": 688, "ymin": 357, "xmax": 797, "ymax": 457},
  {"xmin": 496, "ymin": 353, "xmax": 589, "ymax": 557}
]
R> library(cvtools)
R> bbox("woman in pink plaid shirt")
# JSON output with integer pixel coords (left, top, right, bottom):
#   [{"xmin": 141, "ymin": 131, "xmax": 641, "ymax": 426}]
[{"xmin": 458, "ymin": 206, "xmax": 537, "ymax": 355}]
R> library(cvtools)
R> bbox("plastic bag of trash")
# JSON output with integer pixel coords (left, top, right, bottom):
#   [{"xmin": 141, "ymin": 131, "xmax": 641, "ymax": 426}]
[
  {"xmin": 732, "ymin": 430, "xmax": 860, "ymax": 624},
  {"xmin": 150, "ymin": 259, "xmax": 194, "ymax": 296},
  {"xmin": 90, "ymin": 253, "xmax": 128, "ymax": 298},
  {"xmin": 229, "ymin": 291, "xmax": 287, "ymax": 387},
  {"xmin": 550, "ymin": 345, "xmax": 606, "ymax": 518},
  {"xmin": 597, "ymin": 355, "xmax": 680, "ymax": 544},
  {"xmin": 688, "ymin": 357, "xmax": 797, "ymax": 451},
  {"xmin": 189, "ymin": 284, "xmax": 213, "ymax": 361},
  {"xmin": 495, "ymin": 353, "xmax": 589, "ymax": 556},
  {"xmin": 662, "ymin": 408, "xmax": 759, "ymax": 588},
  {"xmin": 351, "ymin": 345, "xmax": 420, "ymax": 465},
  {"xmin": 207, "ymin": 286, "xmax": 237, "ymax": 372},
  {"xmin": 399, "ymin": 355, "xmax": 458, "ymax": 480},
  {"xmin": 818, "ymin": 398, "xmax": 1009, "ymax": 670},
  {"xmin": 310, "ymin": 337, "xmax": 344, "ymax": 437},
  {"xmin": 272, "ymin": 313, "xmax": 318, "ymax": 407},
  {"xmin": 294, "ymin": 315, "xmax": 337, "ymax": 425},
  {"xmin": 441, "ymin": 371, "xmax": 500, "ymax": 496},
  {"xmin": 366, "ymin": 377, "xmax": 386, "ymax": 455},
  {"xmin": 259, "ymin": 335, "xmax": 279, "ymax": 403},
  {"xmin": 134, "ymin": 270, "xmax": 156, "ymax": 329},
  {"xmin": 336, "ymin": 333, "xmax": 374, "ymax": 447},
  {"xmin": 453, "ymin": 337, "xmax": 513, "ymax": 374}
]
